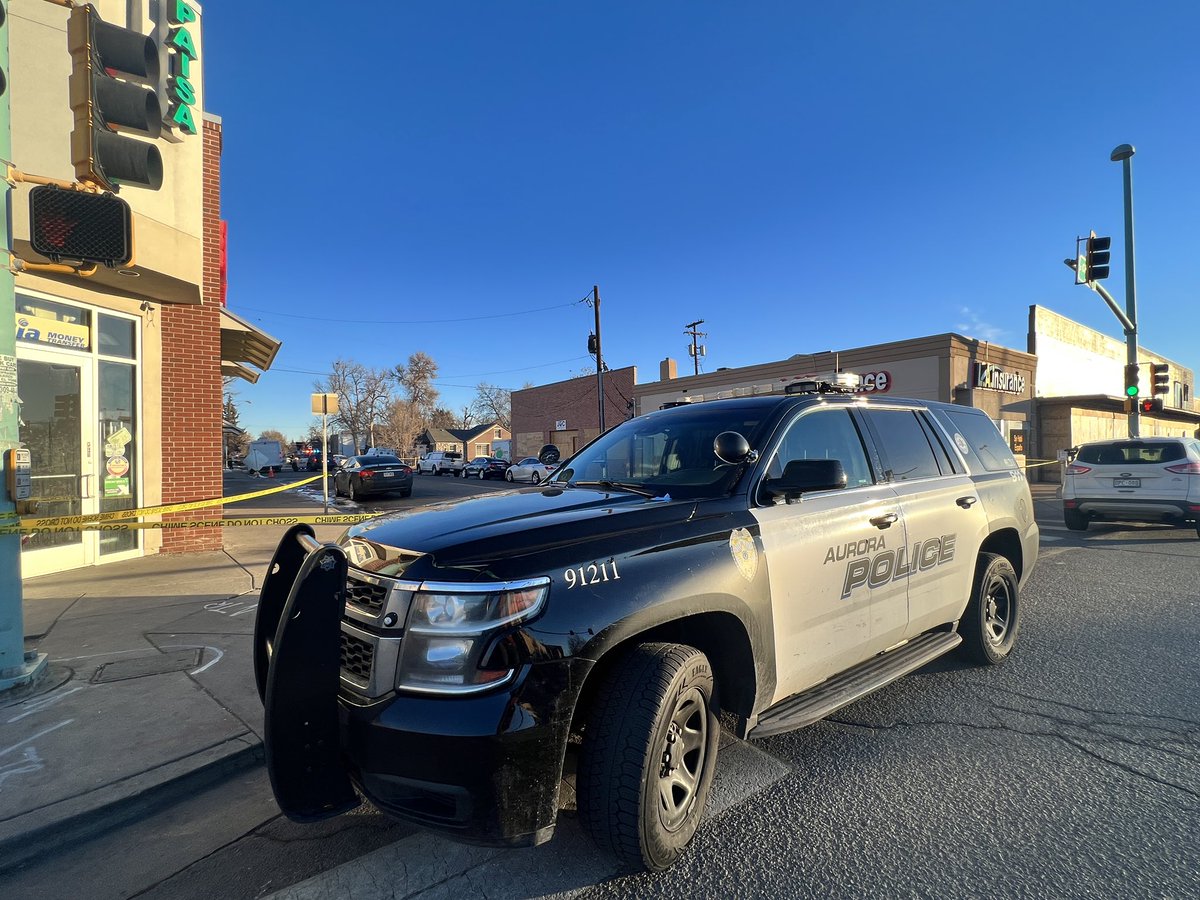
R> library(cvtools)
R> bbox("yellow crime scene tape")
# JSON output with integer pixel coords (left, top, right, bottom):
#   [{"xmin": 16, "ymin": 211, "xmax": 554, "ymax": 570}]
[
  {"xmin": 1023, "ymin": 459, "xmax": 1060, "ymax": 469},
  {"xmin": 0, "ymin": 475, "xmax": 382, "ymax": 534}
]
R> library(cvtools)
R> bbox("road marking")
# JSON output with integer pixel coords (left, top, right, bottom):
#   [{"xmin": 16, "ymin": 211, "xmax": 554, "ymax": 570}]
[
  {"xmin": 266, "ymin": 738, "xmax": 789, "ymax": 899},
  {"xmin": 0, "ymin": 747, "xmax": 44, "ymax": 788},
  {"xmin": 0, "ymin": 720, "xmax": 73, "ymax": 757},
  {"xmin": 6, "ymin": 685, "xmax": 86, "ymax": 723}
]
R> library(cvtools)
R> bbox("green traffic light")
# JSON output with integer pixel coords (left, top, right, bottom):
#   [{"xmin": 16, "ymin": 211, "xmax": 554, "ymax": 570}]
[{"xmin": 1125, "ymin": 385, "xmax": 1139, "ymax": 397}]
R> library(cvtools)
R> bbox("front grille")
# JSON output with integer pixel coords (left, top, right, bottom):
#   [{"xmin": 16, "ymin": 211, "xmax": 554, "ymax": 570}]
[
  {"xmin": 340, "ymin": 631, "xmax": 375, "ymax": 684},
  {"xmin": 346, "ymin": 577, "xmax": 388, "ymax": 614}
]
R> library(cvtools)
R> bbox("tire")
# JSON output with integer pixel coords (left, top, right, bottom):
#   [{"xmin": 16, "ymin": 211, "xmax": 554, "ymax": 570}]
[
  {"xmin": 959, "ymin": 553, "xmax": 1020, "ymax": 665},
  {"xmin": 577, "ymin": 643, "xmax": 720, "ymax": 872},
  {"xmin": 333, "ymin": 479, "xmax": 341, "ymax": 498},
  {"xmin": 532, "ymin": 472, "xmax": 541, "ymax": 485},
  {"xmin": 1064, "ymin": 508, "xmax": 1089, "ymax": 531},
  {"xmin": 478, "ymin": 469, "xmax": 485, "ymax": 479},
  {"xmin": 401, "ymin": 488, "xmax": 412, "ymax": 498},
  {"xmin": 348, "ymin": 479, "xmax": 358, "ymax": 501},
  {"xmin": 505, "ymin": 469, "xmax": 514, "ymax": 482}
]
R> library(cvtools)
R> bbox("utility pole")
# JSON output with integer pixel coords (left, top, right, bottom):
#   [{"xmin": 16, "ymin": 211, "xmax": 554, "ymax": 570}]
[
  {"xmin": 592, "ymin": 285, "xmax": 604, "ymax": 433},
  {"xmin": 1, "ymin": 5, "xmax": 46, "ymax": 692},
  {"xmin": 685, "ymin": 319, "xmax": 706, "ymax": 376}
]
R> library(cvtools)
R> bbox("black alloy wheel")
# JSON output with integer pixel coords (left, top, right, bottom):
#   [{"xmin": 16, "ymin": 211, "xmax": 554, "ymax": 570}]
[
  {"xmin": 578, "ymin": 643, "xmax": 720, "ymax": 872},
  {"xmin": 959, "ymin": 552, "xmax": 1020, "ymax": 665}
]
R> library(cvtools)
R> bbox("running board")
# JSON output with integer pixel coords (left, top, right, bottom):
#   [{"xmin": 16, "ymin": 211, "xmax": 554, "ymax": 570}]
[{"xmin": 749, "ymin": 631, "xmax": 962, "ymax": 739}]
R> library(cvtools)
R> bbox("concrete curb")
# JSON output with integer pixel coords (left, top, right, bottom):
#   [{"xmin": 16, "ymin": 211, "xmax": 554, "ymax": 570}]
[{"xmin": 0, "ymin": 733, "xmax": 264, "ymax": 874}]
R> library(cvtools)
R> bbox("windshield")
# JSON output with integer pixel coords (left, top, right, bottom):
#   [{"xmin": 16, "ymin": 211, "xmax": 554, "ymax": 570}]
[{"xmin": 549, "ymin": 404, "xmax": 769, "ymax": 499}]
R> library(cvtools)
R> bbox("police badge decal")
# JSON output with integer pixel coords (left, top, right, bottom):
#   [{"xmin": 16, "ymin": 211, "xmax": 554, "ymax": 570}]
[{"xmin": 729, "ymin": 527, "xmax": 759, "ymax": 582}]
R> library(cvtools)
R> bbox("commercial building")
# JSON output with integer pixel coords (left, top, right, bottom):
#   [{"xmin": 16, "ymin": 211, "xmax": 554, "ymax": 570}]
[
  {"xmin": 510, "ymin": 366, "xmax": 636, "ymax": 460},
  {"xmin": 9, "ymin": 0, "xmax": 277, "ymax": 577}
]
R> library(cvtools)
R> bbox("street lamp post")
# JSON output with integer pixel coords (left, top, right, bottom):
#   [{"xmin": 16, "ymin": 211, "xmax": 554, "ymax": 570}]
[{"xmin": 1111, "ymin": 143, "xmax": 1139, "ymax": 438}]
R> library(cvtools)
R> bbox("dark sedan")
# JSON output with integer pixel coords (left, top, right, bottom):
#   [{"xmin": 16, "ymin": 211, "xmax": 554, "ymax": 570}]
[
  {"xmin": 461, "ymin": 456, "xmax": 511, "ymax": 480},
  {"xmin": 333, "ymin": 455, "xmax": 413, "ymax": 500}
]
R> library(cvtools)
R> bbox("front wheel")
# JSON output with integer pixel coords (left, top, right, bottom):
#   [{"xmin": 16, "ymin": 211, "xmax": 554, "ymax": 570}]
[
  {"xmin": 577, "ymin": 643, "xmax": 719, "ymax": 872},
  {"xmin": 505, "ymin": 469, "xmax": 514, "ymax": 482},
  {"xmin": 959, "ymin": 553, "xmax": 1020, "ymax": 665},
  {"xmin": 532, "ymin": 472, "xmax": 541, "ymax": 485}
]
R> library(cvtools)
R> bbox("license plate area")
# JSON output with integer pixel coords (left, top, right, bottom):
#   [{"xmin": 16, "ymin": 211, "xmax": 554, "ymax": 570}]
[
  {"xmin": 1113, "ymin": 478, "xmax": 1140, "ymax": 488},
  {"xmin": 381, "ymin": 472, "xmax": 394, "ymax": 478}
]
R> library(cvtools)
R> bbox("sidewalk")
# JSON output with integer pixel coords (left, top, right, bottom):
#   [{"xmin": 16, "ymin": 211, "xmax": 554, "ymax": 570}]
[{"xmin": 0, "ymin": 471, "xmax": 347, "ymax": 872}]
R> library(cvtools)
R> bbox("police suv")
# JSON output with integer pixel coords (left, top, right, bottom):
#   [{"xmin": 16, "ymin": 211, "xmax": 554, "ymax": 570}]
[{"xmin": 254, "ymin": 379, "xmax": 1038, "ymax": 872}]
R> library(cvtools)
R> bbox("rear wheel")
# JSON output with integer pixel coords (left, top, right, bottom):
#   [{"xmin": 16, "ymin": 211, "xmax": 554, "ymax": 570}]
[
  {"xmin": 959, "ymin": 553, "xmax": 1020, "ymax": 665},
  {"xmin": 577, "ymin": 643, "xmax": 719, "ymax": 872},
  {"xmin": 1064, "ymin": 507, "xmax": 1089, "ymax": 531},
  {"xmin": 348, "ymin": 479, "xmax": 358, "ymax": 501}
]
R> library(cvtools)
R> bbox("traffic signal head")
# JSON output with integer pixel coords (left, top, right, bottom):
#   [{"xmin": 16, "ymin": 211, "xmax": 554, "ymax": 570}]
[
  {"xmin": 68, "ymin": 4, "xmax": 163, "ymax": 192},
  {"xmin": 1140, "ymin": 397, "xmax": 1163, "ymax": 414},
  {"xmin": 1124, "ymin": 363, "xmax": 1140, "ymax": 398},
  {"xmin": 1151, "ymin": 363, "xmax": 1170, "ymax": 395},
  {"xmin": 1085, "ymin": 234, "xmax": 1111, "ymax": 282},
  {"xmin": 30, "ymin": 184, "xmax": 133, "ymax": 268}
]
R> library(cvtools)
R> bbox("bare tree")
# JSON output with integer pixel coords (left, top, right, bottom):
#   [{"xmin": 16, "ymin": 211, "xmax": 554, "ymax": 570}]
[
  {"xmin": 459, "ymin": 406, "xmax": 475, "ymax": 429},
  {"xmin": 375, "ymin": 397, "xmax": 423, "ymax": 456},
  {"xmin": 315, "ymin": 358, "xmax": 394, "ymax": 453},
  {"xmin": 258, "ymin": 429, "xmax": 289, "ymax": 444},
  {"xmin": 430, "ymin": 407, "xmax": 457, "ymax": 429},
  {"xmin": 392, "ymin": 352, "xmax": 440, "ymax": 423},
  {"xmin": 470, "ymin": 382, "xmax": 511, "ymax": 430}
]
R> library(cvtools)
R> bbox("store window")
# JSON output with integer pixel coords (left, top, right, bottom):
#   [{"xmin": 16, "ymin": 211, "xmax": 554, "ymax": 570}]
[{"xmin": 99, "ymin": 360, "xmax": 137, "ymax": 555}]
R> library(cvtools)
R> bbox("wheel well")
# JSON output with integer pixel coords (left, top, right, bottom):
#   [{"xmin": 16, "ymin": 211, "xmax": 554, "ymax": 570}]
[
  {"xmin": 980, "ymin": 527, "xmax": 1022, "ymax": 580},
  {"xmin": 570, "ymin": 611, "xmax": 757, "ymax": 733}
]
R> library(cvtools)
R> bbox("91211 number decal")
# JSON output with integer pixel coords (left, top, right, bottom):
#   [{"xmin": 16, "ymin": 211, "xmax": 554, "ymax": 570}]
[{"xmin": 563, "ymin": 559, "xmax": 621, "ymax": 589}]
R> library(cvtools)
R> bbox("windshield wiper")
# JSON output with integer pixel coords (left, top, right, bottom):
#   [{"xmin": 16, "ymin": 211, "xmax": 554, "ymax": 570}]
[{"xmin": 572, "ymin": 480, "xmax": 659, "ymax": 499}]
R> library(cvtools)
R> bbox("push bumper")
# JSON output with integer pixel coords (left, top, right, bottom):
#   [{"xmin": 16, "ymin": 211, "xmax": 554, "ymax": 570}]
[{"xmin": 254, "ymin": 525, "xmax": 586, "ymax": 846}]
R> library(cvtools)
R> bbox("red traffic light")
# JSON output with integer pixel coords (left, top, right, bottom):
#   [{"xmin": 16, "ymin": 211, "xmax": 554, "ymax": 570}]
[
  {"xmin": 30, "ymin": 184, "xmax": 133, "ymax": 267},
  {"xmin": 1139, "ymin": 398, "xmax": 1163, "ymax": 414}
]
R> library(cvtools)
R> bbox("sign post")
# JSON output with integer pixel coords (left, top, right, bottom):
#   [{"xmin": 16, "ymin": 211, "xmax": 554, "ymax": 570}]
[{"xmin": 312, "ymin": 393, "xmax": 338, "ymax": 513}]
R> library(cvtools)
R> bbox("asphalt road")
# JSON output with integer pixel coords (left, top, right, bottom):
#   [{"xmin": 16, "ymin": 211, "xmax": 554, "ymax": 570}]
[{"xmin": 4, "ymin": 491, "xmax": 1198, "ymax": 899}]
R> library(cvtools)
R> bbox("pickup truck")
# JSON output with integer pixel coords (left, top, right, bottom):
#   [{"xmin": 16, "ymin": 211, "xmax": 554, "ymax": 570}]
[{"xmin": 415, "ymin": 451, "xmax": 465, "ymax": 475}]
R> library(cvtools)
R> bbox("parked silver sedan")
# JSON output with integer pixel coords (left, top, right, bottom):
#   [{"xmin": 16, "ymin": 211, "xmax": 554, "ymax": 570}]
[{"xmin": 504, "ymin": 456, "xmax": 555, "ymax": 484}]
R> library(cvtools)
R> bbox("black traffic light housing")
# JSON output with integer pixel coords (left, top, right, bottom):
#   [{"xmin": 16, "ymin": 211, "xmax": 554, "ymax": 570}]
[
  {"xmin": 1151, "ymin": 363, "xmax": 1170, "ymax": 395},
  {"xmin": 29, "ymin": 185, "xmax": 133, "ymax": 267},
  {"xmin": 68, "ymin": 4, "xmax": 163, "ymax": 192},
  {"xmin": 1085, "ymin": 234, "xmax": 1111, "ymax": 282},
  {"xmin": 1123, "ymin": 363, "xmax": 1140, "ymax": 400},
  {"xmin": 1139, "ymin": 398, "xmax": 1163, "ymax": 414}
]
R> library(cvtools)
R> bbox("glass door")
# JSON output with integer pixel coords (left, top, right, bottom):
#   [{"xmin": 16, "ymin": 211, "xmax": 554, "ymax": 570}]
[{"xmin": 18, "ymin": 352, "xmax": 97, "ymax": 577}]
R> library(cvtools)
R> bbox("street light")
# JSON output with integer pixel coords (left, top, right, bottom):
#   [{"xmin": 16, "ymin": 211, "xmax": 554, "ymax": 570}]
[{"xmin": 1110, "ymin": 143, "xmax": 1139, "ymax": 437}]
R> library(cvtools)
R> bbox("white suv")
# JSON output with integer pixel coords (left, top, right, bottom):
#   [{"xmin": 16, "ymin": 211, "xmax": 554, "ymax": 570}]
[
  {"xmin": 1063, "ymin": 437, "xmax": 1200, "ymax": 535},
  {"xmin": 415, "ymin": 451, "xmax": 464, "ymax": 476}
]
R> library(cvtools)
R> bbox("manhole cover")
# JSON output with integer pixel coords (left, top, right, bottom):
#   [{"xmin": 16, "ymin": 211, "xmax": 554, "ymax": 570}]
[{"xmin": 92, "ymin": 649, "xmax": 203, "ymax": 683}]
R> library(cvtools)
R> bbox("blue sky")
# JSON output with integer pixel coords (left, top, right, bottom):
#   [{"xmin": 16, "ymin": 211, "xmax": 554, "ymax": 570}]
[{"xmin": 204, "ymin": 2, "xmax": 1200, "ymax": 439}]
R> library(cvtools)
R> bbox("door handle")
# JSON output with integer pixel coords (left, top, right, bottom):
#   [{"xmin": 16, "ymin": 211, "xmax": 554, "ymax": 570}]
[
  {"xmin": 956, "ymin": 496, "xmax": 978, "ymax": 509},
  {"xmin": 870, "ymin": 512, "xmax": 898, "ymax": 529}
]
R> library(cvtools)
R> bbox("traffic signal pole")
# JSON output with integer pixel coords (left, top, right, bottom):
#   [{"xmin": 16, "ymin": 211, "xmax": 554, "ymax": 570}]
[
  {"xmin": 1111, "ymin": 144, "xmax": 1140, "ymax": 438},
  {"xmin": 0, "ymin": 2, "xmax": 46, "ymax": 692}
]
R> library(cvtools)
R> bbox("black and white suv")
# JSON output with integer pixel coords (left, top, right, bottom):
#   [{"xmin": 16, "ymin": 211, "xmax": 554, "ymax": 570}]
[
  {"xmin": 1063, "ymin": 437, "xmax": 1200, "ymax": 535},
  {"xmin": 254, "ymin": 386, "xmax": 1039, "ymax": 872}
]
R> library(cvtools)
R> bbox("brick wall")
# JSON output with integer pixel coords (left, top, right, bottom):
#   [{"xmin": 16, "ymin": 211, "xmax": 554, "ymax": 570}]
[
  {"xmin": 510, "ymin": 366, "xmax": 636, "ymax": 459},
  {"xmin": 158, "ymin": 117, "xmax": 224, "ymax": 552}
]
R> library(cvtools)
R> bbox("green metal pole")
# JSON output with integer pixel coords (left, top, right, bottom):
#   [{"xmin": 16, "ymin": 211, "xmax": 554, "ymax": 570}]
[
  {"xmin": 0, "ymin": 1, "xmax": 45, "ymax": 691},
  {"xmin": 1111, "ymin": 144, "xmax": 1139, "ymax": 438}
]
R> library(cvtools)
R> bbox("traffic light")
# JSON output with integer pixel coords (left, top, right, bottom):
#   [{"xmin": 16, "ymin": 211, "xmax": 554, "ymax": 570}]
[
  {"xmin": 1123, "ymin": 363, "xmax": 1140, "ymax": 400},
  {"xmin": 1140, "ymin": 398, "xmax": 1163, "ymax": 415},
  {"xmin": 68, "ymin": 4, "xmax": 163, "ymax": 192},
  {"xmin": 1085, "ymin": 234, "xmax": 1111, "ymax": 282},
  {"xmin": 29, "ymin": 185, "xmax": 133, "ymax": 267},
  {"xmin": 1151, "ymin": 363, "xmax": 1170, "ymax": 395}
]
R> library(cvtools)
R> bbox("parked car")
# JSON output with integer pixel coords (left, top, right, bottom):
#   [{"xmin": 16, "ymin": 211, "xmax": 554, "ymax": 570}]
[
  {"xmin": 505, "ymin": 456, "xmax": 555, "ymax": 484},
  {"xmin": 333, "ymin": 455, "xmax": 413, "ymax": 500},
  {"xmin": 1062, "ymin": 436, "xmax": 1200, "ymax": 534},
  {"xmin": 462, "ymin": 457, "xmax": 511, "ymax": 480},
  {"xmin": 416, "ymin": 451, "xmax": 465, "ymax": 476}
]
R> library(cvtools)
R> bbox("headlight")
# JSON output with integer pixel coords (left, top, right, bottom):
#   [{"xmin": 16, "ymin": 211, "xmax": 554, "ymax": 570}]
[{"xmin": 397, "ymin": 579, "xmax": 549, "ymax": 693}]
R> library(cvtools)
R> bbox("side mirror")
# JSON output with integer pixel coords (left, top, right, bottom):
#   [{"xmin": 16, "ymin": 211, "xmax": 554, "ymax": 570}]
[
  {"xmin": 763, "ymin": 459, "xmax": 847, "ymax": 501},
  {"xmin": 713, "ymin": 431, "xmax": 752, "ymax": 465}
]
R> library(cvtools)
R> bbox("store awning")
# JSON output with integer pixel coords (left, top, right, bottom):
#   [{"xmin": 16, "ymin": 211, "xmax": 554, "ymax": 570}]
[{"xmin": 220, "ymin": 308, "xmax": 281, "ymax": 383}]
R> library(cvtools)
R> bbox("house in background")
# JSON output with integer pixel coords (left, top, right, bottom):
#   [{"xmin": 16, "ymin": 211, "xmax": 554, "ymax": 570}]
[{"xmin": 414, "ymin": 422, "xmax": 511, "ymax": 458}]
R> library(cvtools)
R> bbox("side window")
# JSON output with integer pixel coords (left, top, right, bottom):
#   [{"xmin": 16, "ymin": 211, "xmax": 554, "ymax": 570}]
[
  {"xmin": 917, "ymin": 412, "xmax": 958, "ymax": 474},
  {"xmin": 862, "ymin": 409, "xmax": 942, "ymax": 481},
  {"xmin": 768, "ymin": 409, "xmax": 873, "ymax": 489},
  {"xmin": 940, "ymin": 410, "xmax": 1019, "ymax": 472}
]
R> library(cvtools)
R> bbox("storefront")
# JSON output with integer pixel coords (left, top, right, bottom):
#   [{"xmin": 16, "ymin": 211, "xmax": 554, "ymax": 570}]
[{"xmin": 16, "ymin": 290, "xmax": 143, "ymax": 576}]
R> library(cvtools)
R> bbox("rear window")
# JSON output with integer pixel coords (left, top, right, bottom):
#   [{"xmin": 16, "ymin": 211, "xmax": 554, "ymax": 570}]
[
  {"xmin": 444, "ymin": 452, "xmax": 462, "ymax": 459},
  {"xmin": 1076, "ymin": 441, "xmax": 1186, "ymax": 465},
  {"xmin": 939, "ymin": 410, "xmax": 1019, "ymax": 472},
  {"xmin": 364, "ymin": 455, "xmax": 402, "ymax": 464}
]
